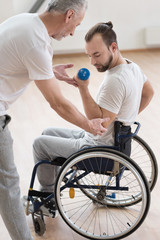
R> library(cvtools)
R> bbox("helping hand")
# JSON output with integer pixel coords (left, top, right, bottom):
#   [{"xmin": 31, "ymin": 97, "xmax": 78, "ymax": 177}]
[
  {"xmin": 53, "ymin": 64, "xmax": 78, "ymax": 86},
  {"xmin": 88, "ymin": 117, "xmax": 110, "ymax": 136}
]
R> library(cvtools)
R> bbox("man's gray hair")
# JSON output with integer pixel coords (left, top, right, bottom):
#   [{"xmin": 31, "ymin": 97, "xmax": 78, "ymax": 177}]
[{"xmin": 47, "ymin": 0, "xmax": 88, "ymax": 14}]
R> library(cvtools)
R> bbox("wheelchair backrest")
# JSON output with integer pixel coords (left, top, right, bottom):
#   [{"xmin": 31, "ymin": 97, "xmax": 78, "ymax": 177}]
[{"xmin": 114, "ymin": 121, "xmax": 141, "ymax": 157}]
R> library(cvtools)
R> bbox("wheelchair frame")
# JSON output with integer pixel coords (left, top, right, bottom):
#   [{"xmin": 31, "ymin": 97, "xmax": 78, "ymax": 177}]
[{"xmin": 25, "ymin": 122, "xmax": 158, "ymax": 239}]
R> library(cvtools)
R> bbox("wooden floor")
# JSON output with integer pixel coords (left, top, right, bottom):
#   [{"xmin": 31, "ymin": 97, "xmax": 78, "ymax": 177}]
[{"xmin": 0, "ymin": 49, "xmax": 160, "ymax": 239}]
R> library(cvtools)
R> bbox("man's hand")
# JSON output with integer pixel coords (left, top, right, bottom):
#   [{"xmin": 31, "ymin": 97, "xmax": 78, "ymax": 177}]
[
  {"xmin": 53, "ymin": 64, "xmax": 77, "ymax": 86},
  {"xmin": 74, "ymin": 72, "xmax": 90, "ymax": 89},
  {"xmin": 88, "ymin": 118, "xmax": 110, "ymax": 136}
]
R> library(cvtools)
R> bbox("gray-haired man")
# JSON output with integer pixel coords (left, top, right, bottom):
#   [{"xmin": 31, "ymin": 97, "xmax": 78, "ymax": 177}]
[{"xmin": 0, "ymin": 1, "xmax": 108, "ymax": 239}]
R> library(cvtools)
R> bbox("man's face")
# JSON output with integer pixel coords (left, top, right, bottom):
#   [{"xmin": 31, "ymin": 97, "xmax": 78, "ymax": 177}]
[
  {"xmin": 53, "ymin": 9, "xmax": 85, "ymax": 40},
  {"xmin": 85, "ymin": 34, "xmax": 114, "ymax": 72}
]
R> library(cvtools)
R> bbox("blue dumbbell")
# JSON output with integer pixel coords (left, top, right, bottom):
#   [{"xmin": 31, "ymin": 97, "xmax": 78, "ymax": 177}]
[{"xmin": 78, "ymin": 68, "xmax": 90, "ymax": 81}]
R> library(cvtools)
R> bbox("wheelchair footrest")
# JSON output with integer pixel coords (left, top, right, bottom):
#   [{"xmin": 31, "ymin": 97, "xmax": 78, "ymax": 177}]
[
  {"xmin": 65, "ymin": 183, "xmax": 128, "ymax": 191},
  {"xmin": 28, "ymin": 190, "xmax": 53, "ymax": 198}
]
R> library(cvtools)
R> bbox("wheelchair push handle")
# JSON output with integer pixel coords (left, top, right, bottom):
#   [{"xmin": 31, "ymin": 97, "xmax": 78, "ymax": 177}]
[
  {"xmin": 132, "ymin": 121, "xmax": 141, "ymax": 136},
  {"xmin": 116, "ymin": 121, "xmax": 141, "ymax": 140}
]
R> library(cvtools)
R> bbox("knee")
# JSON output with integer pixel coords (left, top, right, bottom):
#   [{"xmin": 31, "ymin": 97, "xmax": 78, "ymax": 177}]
[
  {"xmin": 33, "ymin": 137, "xmax": 43, "ymax": 156},
  {"xmin": 33, "ymin": 135, "xmax": 50, "ymax": 162},
  {"xmin": 42, "ymin": 127, "xmax": 52, "ymax": 136}
]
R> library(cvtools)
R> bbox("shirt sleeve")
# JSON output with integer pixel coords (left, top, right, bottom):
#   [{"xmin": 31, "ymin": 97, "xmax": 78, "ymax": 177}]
[
  {"xmin": 141, "ymin": 69, "xmax": 147, "ymax": 83},
  {"xmin": 97, "ymin": 77, "xmax": 125, "ymax": 114},
  {"xmin": 22, "ymin": 45, "xmax": 54, "ymax": 80}
]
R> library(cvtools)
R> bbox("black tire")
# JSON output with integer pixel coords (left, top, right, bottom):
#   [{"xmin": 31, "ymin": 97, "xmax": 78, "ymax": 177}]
[
  {"xmin": 131, "ymin": 135, "xmax": 158, "ymax": 191},
  {"xmin": 33, "ymin": 216, "xmax": 46, "ymax": 236},
  {"xmin": 55, "ymin": 147, "xmax": 150, "ymax": 240},
  {"xmin": 76, "ymin": 135, "xmax": 157, "ymax": 207}
]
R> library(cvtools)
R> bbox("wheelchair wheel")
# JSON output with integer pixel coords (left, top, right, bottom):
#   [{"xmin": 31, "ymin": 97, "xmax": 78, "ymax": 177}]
[
  {"xmin": 32, "ymin": 214, "xmax": 46, "ymax": 236},
  {"xmin": 79, "ymin": 135, "xmax": 157, "ymax": 207},
  {"xmin": 131, "ymin": 135, "xmax": 158, "ymax": 191},
  {"xmin": 55, "ymin": 147, "xmax": 150, "ymax": 240}
]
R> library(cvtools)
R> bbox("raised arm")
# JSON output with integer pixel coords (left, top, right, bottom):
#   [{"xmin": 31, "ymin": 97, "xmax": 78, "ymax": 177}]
[
  {"xmin": 34, "ymin": 77, "xmax": 108, "ymax": 135},
  {"xmin": 76, "ymin": 76, "xmax": 116, "ymax": 128},
  {"xmin": 139, "ymin": 80, "xmax": 154, "ymax": 113},
  {"xmin": 78, "ymin": 83, "xmax": 103, "ymax": 119}
]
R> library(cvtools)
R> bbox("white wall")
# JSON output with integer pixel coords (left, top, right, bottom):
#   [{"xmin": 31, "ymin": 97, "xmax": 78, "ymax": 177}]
[
  {"xmin": 0, "ymin": 0, "xmax": 36, "ymax": 21},
  {"xmin": 50, "ymin": 0, "xmax": 160, "ymax": 53},
  {"xmin": 0, "ymin": 0, "xmax": 14, "ymax": 22},
  {"xmin": 13, "ymin": 0, "xmax": 35, "ymax": 14},
  {"xmin": 1, "ymin": 0, "xmax": 160, "ymax": 52}
]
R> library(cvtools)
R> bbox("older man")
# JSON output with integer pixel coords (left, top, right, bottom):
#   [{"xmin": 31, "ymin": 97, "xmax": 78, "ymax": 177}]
[{"xmin": 0, "ymin": 1, "xmax": 108, "ymax": 239}]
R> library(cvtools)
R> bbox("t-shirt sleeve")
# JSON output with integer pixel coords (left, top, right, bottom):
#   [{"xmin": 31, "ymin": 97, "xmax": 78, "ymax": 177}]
[
  {"xmin": 141, "ymin": 69, "xmax": 147, "ymax": 83},
  {"xmin": 22, "ymin": 45, "xmax": 54, "ymax": 80},
  {"xmin": 97, "ymin": 77, "xmax": 125, "ymax": 114}
]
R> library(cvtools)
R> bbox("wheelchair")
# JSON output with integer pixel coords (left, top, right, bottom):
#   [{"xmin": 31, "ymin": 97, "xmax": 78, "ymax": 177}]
[{"xmin": 24, "ymin": 121, "xmax": 158, "ymax": 240}]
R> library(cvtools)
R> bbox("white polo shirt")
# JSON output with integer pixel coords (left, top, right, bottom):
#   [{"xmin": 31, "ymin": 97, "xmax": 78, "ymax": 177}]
[{"xmin": 0, "ymin": 13, "xmax": 54, "ymax": 116}]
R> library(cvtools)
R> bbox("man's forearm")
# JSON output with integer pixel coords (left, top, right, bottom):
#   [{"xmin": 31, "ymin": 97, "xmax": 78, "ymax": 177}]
[
  {"xmin": 79, "ymin": 87, "xmax": 102, "ymax": 119},
  {"xmin": 50, "ymin": 98, "xmax": 107, "ymax": 135},
  {"xmin": 50, "ymin": 97, "xmax": 107, "ymax": 135},
  {"xmin": 35, "ymin": 78, "xmax": 107, "ymax": 135},
  {"xmin": 139, "ymin": 95, "xmax": 153, "ymax": 113},
  {"xmin": 139, "ymin": 80, "xmax": 154, "ymax": 113},
  {"xmin": 50, "ymin": 97, "xmax": 91, "ymax": 130}
]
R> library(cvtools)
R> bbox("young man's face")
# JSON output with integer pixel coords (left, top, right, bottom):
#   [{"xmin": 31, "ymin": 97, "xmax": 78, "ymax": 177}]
[{"xmin": 85, "ymin": 34, "xmax": 114, "ymax": 72}]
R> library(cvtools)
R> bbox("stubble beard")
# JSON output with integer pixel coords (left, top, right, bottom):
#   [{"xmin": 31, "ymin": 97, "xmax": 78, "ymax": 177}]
[{"xmin": 96, "ymin": 55, "xmax": 113, "ymax": 72}]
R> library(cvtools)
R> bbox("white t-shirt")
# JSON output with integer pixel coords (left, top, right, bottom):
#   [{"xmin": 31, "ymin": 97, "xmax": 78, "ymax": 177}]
[
  {"xmin": 0, "ymin": 13, "xmax": 54, "ymax": 116},
  {"xmin": 84, "ymin": 60, "xmax": 147, "ymax": 146}
]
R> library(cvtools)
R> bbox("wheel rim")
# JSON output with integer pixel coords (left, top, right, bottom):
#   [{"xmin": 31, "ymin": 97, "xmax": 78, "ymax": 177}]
[
  {"xmin": 55, "ymin": 150, "xmax": 150, "ymax": 240},
  {"xmin": 131, "ymin": 136, "xmax": 158, "ymax": 191}
]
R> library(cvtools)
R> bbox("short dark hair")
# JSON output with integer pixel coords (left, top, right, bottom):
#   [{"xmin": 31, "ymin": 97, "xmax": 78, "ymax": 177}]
[{"xmin": 85, "ymin": 21, "xmax": 118, "ymax": 49}]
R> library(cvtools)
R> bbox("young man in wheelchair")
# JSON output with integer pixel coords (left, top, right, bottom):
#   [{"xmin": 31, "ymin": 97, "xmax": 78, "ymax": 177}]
[{"xmin": 27, "ymin": 21, "xmax": 154, "ymax": 217}]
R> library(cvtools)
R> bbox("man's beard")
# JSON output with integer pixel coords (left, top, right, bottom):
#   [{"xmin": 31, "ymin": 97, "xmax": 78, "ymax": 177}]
[{"xmin": 95, "ymin": 55, "xmax": 113, "ymax": 72}]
